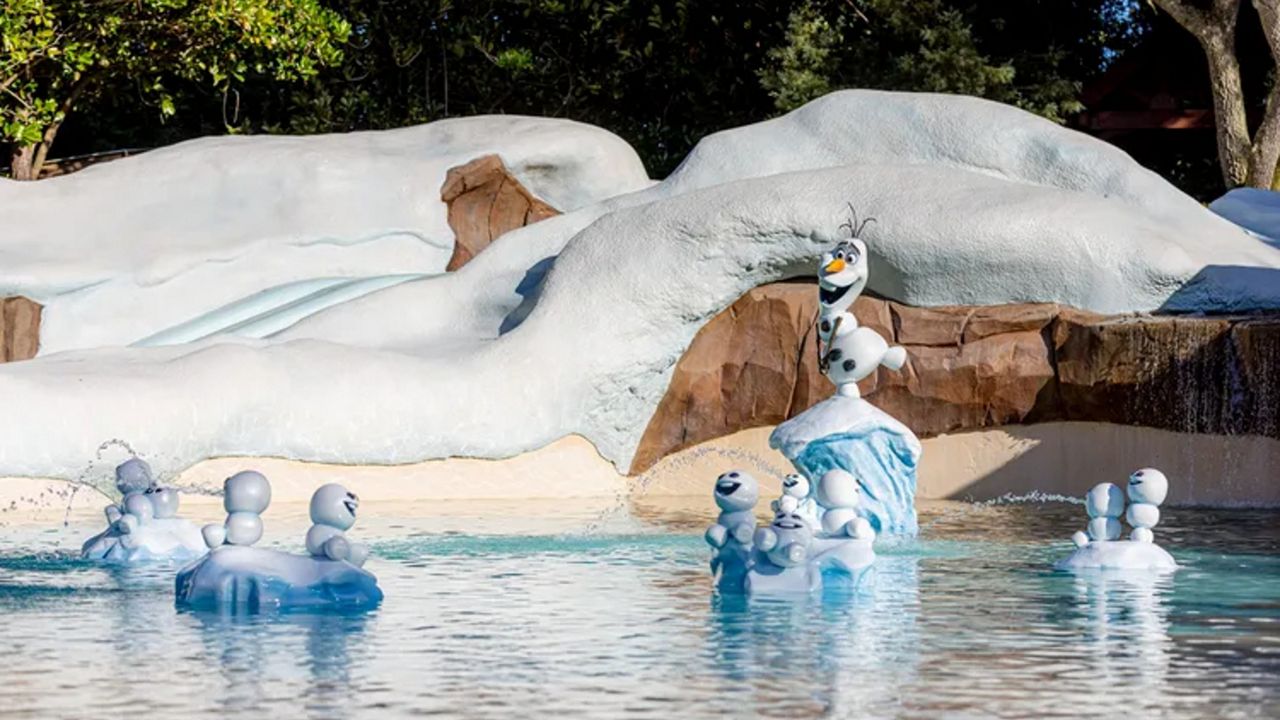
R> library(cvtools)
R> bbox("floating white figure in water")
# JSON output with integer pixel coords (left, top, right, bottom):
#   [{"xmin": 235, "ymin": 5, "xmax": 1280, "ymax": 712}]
[
  {"xmin": 176, "ymin": 473, "xmax": 382, "ymax": 611},
  {"xmin": 202, "ymin": 470, "xmax": 272, "ymax": 548},
  {"xmin": 82, "ymin": 458, "xmax": 205, "ymax": 562},
  {"xmin": 814, "ymin": 469, "xmax": 876, "ymax": 540},
  {"xmin": 1075, "ymin": 482, "xmax": 1126, "ymax": 547},
  {"xmin": 705, "ymin": 470, "xmax": 760, "ymax": 591},
  {"xmin": 305, "ymin": 483, "xmax": 370, "ymax": 567},
  {"xmin": 770, "ymin": 473, "xmax": 820, "ymax": 529},
  {"xmin": 1125, "ymin": 468, "xmax": 1168, "ymax": 543},
  {"xmin": 1057, "ymin": 468, "xmax": 1176, "ymax": 571},
  {"xmin": 754, "ymin": 511, "xmax": 815, "ymax": 568}
]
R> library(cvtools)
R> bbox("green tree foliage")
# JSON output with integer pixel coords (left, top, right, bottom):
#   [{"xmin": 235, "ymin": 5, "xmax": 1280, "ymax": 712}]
[
  {"xmin": 1, "ymin": 0, "xmax": 350, "ymax": 179},
  {"xmin": 10, "ymin": 1, "xmax": 1139, "ymax": 178}
]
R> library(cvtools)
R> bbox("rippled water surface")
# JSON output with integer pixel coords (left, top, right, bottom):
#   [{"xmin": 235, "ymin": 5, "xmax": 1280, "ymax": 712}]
[{"xmin": 1, "ymin": 500, "xmax": 1278, "ymax": 719}]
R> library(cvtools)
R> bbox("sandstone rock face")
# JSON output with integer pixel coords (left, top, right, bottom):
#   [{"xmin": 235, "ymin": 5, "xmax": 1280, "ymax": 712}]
[
  {"xmin": 631, "ymin": 282, "xmax": 1280, "ymax": 474},
  {"xmin": 0, "ymin": 296, "xmax": 41, "ymax": 363},
  {"xmin": 441, "ymin": 154, "xmax": 560, "ymax": 271}
]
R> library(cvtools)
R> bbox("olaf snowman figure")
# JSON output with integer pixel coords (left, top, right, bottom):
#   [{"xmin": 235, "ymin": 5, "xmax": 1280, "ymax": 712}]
[
  {"xmin": 814, "ymin": 469, "xmax": 876, "ymax": 540},
  {"xmin": 1125, "ymin": 468, "xmax": 1168, "ymax": 543},
  {"xmin": 305, "ymin": 483, "xmax": 370, "ymax": 567},
  {"xmin": 823, "ymin": 323, "xmax": 908, "ymax": 399},
  {"xmin": 202, "ymin": 470, "xmax": 272, "ymax": 548}
]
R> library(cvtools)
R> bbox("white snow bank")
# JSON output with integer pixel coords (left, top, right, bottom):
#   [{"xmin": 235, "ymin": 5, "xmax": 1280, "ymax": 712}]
[
  {"xmin": 1055, "ymin": 540, "xmax": 1177, "ymax": 571},
  {"xmin": 1209, "ymin": 187, "xmax": 1280, "ymax": 247},
  {"xmin": 0, "ymin": 116, "xmax": 650, "ymax": 354},
  {"xmin": 2, "ymin": 91, "xmax": 1279, "ymax": 482}
]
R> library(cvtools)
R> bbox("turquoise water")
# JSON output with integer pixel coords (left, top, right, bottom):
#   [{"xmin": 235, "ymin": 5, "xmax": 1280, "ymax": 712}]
[{"xmin": 0, "ymin": 502, "xmax": 1277, "ymax": 718}]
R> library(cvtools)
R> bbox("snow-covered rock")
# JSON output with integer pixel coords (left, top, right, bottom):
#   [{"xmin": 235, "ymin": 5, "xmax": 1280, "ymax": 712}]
[
  {"xmin": 1, "ymin": 91, "xmax": 1278, "ymax": 481},
  {"xmin": 0, "ymin": 116, "xmax": 650, "ymax": 354},
  {"xmin": 174, "ymin": 545, "xmax": 383, "ymax": 612},
  {"xmin": 1209, "ymin": 187, "xmax": 1280, "ymax": 247}
]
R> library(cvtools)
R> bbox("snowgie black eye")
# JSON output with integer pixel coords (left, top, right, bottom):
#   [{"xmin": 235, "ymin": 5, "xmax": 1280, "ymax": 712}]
[
  {"xmin": 729, "ymin": 472, "xmax": 739, "ymax": 478},
  {"xmin": 843, "ymin": 359, "xmax": 856, "ymax": 372}
]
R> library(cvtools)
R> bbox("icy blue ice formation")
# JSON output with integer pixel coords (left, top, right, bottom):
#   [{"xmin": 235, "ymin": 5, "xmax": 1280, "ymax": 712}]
[
  {"xmin": 175, "ymin": 546, "xmax": 383, "ymax": 612},
  {"xmin": 770, "ymin": 395, "xmax": 922, "ymax": 536}
]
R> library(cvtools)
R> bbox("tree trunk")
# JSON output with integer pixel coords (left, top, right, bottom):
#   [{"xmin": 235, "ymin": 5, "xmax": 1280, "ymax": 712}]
[
  {"xmin": 1201, "ymin": 29, "xmax": 1253, "ymax": 187},
  {"xmin": 9, "ymin": 144, "xmax": 38, "ymax": 181},
  {"xmin": 1154, "ymin": 0, "xmax": 1252, "ymax": 188},
  {"xmin": 1250, "ymin": 0, "xmax": 1280, "ymax": 187}
]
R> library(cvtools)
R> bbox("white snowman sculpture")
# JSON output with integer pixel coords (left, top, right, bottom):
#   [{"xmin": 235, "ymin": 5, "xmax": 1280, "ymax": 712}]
[
  {"xmin": 770, "ymin": 473, "xmax": 821, "ymax": 529},
  {"xmin": 753, "ymin": 510, "xmax": 816, "ymax": 569},
  {"xmin": 1060, "ymin": 467, "xmax": 1176, "ymax": 571},
  {"xmin": 202, "ymin": 470, "xmax": 272, "ymax": 548},
  {"xmin": 305, "ymin": 483, "xmax": 370, "ymax": 567},
  {"xmin": 815, "ymin": 469, "xmax": 876, "ymax": 541},
  {"xmin": 82, "ymin": 458, "xmax": 206, "ymax": 561},
  {"xmin": 705, "ymin": 470, "xmax": 760, "ymax": 589},
  {"xmin": 1124, "ymin": 468, "xmax": 1168, "ymax": 543}
]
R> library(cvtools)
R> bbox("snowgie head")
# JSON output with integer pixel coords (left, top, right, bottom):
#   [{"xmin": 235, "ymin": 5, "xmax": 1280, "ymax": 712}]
[
  {"xmin": 1085, "ymin": 482, "xmax": 1126, "ymax": 519},
  {"xmin": 766, "ymin": 512, "xmax": 814, "ymax": 568},
  {"xmin": 310, "ymin": 483, "xmax": 360, "ymax": 531},
  {"xmin": 781, "ymin": 473, "xmax": 810, "ymax": 499},
  {"xmin": 223, "ymin": 470, "xmax": 272, "ymax": 515},
  {"xmin": 1127, "ymin": 468, "xmax": 1168, "ymax": 506},
  {"xmin": 115, "ymin": 458, "xmax": 154, "ymax": 496},
  {"xmin": 815, "ymin": 468, "xmax": 862, "ymax": 510},
  {"xmin": 143, "ymin": 485, "xmax": 180, "ymax": 519},
  {"xmin": 713, "ymin": 470, "xmax": 759, "ymax": 512}
]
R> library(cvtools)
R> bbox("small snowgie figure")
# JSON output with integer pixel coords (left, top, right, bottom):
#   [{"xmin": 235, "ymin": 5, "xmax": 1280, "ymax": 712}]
[
  {"xmin": 815, "ymin": 469, "xmax": 876, "ymax": 540},
  {"xmin": 753, "ymin": 511, "xmax": 815, "ymax": 568},
  {"xmin": 1073, "ymin": 482, "xmax": 1126, "ymax": 547},
  {"xmin": 1125, "ymin": 468, "xmax": 1168, "ymax": 543},
  {"xmin": 305, "ymin": 483, "xmax": 370, "ymax": 567},
  {"xmin": 771, "ymin": 473, "xmax": 820, "ymax": 530},
  {"xmin": 705, "ymin": 470, "xmax": 760, "ymax": 591},
  {"xmin": 202, "ymin": 470, "xmax": 272, "ymax": 549},
  {"xmin": 101, "ymin": 457, "xmax": 155, "ymax": 527},
  {"xmin": 82, "ymin": 458, "xmax": 205, "ymax": 561}
]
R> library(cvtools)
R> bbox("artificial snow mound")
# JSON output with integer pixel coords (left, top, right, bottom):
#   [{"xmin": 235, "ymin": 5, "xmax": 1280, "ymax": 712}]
[
  {"xmin": 1210, "ymin": 187, "xmax": 1280, "ymax": 247},
  {"xmin": 0, "ymin": 90, "xmax": 1278, "ymax": 482},
  {"xmin": 0, "ymin": 116, "xmax": 650, "ymax": 354}
]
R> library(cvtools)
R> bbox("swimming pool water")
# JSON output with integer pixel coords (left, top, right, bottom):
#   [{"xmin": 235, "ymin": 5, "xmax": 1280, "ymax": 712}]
[{"xmin": 1, "ymin": 500, "xmax": 1277, "ymax": 718}]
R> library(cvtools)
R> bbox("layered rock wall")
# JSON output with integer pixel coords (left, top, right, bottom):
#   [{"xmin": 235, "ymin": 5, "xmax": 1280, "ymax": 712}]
[{"xmin": 632, "ymin": 282, "xmax": 1280, "ymax": 474}]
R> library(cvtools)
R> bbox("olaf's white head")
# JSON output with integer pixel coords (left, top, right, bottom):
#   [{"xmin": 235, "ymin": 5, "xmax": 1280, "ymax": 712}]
[
  {"xmin": 713, "ymin": 470, "xmax": 759, "ymax": 512},
  {"xmin": 1127, "ymin": 468, "xmax": 1168, "ymax": 506},
  {"xmin": 310, "ymin": 483, "xmax": 360, "ymax": 531},
  {"xmin": 818, "ymin": 239, "xmax": 869, "ymax": 315},
  {"xmin": 815, "ymin": 469, "xmax": 862, "ymax": 510}
]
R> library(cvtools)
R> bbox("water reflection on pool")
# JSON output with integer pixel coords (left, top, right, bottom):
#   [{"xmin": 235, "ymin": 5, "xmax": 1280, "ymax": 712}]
[{"xmin": 0, "ymin": 500, "xmax": 1277, "ymax": 718}]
